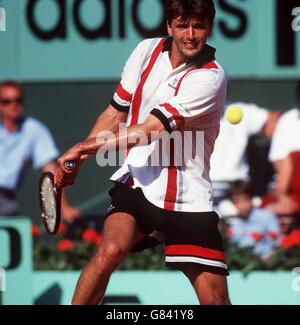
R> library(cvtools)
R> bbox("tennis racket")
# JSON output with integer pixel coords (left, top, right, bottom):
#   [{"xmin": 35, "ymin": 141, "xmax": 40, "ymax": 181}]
[{"xmin": 39, "ymin": 161, "xmax": 76, "ymax": 235}]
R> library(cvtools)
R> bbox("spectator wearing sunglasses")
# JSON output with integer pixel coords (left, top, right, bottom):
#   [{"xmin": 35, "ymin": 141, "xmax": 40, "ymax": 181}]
[{"xmin": 0, "ymin": 80, "xmax": 79, "ymax": 222}]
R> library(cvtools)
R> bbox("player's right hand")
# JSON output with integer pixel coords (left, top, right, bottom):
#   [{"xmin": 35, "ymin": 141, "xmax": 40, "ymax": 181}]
[
  {"xmin": 55, "ymin": 144, "xmax": 83, "ymax": 187},
  {"xmin": 54, "ymin": 165, "xmax": 78, "ymax": 188}
]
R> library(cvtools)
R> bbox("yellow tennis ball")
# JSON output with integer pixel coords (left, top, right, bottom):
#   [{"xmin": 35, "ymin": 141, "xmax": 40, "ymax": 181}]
[{"xmin": 225, "ymin": 106, "xmax": 243, "ymax": 124}]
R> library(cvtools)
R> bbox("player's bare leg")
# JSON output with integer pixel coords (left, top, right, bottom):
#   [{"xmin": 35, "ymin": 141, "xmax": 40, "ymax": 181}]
[
  {"xmin": 183, "ymin": 267, "xmax": 231, "ymax": 305},
  {"xmin": 71, "ymin": 212, "xmax": 146, "ymax": 305}
]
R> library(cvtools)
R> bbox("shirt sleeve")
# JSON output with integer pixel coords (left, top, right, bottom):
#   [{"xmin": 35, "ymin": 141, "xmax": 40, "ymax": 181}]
[
  {"xmin": 151, "ymin": 68, "xmax": 226, "ymax": 132},
  {"xmin": 111, "ymin": 40, "xmax": 146, "ymax": 113},
  {"xmin": 31, "ymin": 122, "xmax": 59, "ymax": 169}
]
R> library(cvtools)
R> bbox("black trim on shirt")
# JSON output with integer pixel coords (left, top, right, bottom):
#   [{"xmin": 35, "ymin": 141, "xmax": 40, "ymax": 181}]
[
  {"xmin": 191, "ymin": 44, "xmax": 216, "ymax": 68},
  {"xmin": 151, "ymin": 109, "xmax": 172, "ymax": 133},
  {"xmin": 110, "ymin": 99, "xmax": 130, "ymax": 113}
]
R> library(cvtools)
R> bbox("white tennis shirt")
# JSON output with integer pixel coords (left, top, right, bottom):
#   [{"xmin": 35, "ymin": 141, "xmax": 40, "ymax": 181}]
[{"xmin": 110, "ymin": 38, "xmax": 227, "ymax": 212}]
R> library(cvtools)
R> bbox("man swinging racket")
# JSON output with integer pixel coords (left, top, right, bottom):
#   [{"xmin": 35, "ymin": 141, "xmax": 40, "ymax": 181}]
[{"xmin": 55, "ymin": 0, "xmax": 231, "ymax": 305}]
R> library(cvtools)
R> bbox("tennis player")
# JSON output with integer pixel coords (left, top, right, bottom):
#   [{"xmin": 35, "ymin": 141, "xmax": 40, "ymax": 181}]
[{"xmin": 56, "ymin": 0, "xmax": 231, "ymax": 305}]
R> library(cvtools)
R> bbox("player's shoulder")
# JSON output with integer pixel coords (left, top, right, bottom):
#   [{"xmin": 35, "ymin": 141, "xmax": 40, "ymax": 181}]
[
  {"xmin": 207, "ymin": 60, "xmax": 226, "ymax": 81},
  {"xmin": 130, "ymin": 38, "xmax": 166, "ymax": 64},
  {"xmin": 188, "ymin": 43, "xmax": 227, "ymax": 86},
  {"xmin": 187, "ymin": 60, "xmax": 226, "ymax": 90},
  {"xmin": 135, "ymin": 37, "xmax": 165, "ymax": 52},
  {"xmin": 192, "ymin": 57, "xmax": 224, "ymax": 74}
]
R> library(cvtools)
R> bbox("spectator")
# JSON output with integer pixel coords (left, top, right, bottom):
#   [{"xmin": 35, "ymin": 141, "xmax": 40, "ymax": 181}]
[
  {"xmin": 210, "ymin": 102, "xmax": 280, "ymax": 210},
  {"xmin": 227, "ymin": 181, "xmax": 280, "ymax": 259},
  {"xmin": 263, "ymin": 151, "xmax": 300, "ymax": 215},
  {"xmin": 0, "ymin": 80, "xmax": 79, "ymax": 222},
  {"xmin": 266, "ymin": 81, "xmax": 300, "ymax": 214}
]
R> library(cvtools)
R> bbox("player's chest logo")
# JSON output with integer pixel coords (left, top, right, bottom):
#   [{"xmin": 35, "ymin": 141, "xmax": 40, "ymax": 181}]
[{"xmin": 168, "ymin": 77, "xmax": 180, "ymax": 90}]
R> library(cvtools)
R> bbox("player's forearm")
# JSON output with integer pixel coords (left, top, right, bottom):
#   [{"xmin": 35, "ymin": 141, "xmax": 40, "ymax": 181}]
[
  {"xmin": 57, "ymin": 114, "xmax": 165, "ymax": 174},
  {"xmin": 76, "ymin": 124, "xmax": 151, "ymax": 156},
  {"xmin": 77, "ymin": 114, "xmax": 164, "ymax": 156},
  {"xmin": 87, "ymin": 104, "xmax": 127, "ymax": 138},
  {"xmin": 84, "ymin": 107, "xmax": 165, "ymax": 153}
]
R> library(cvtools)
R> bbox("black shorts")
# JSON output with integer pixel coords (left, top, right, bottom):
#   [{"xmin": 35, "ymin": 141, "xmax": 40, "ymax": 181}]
[{"xmin": 106, "ymin": 183, "xmax": 229, "ymax": 276}]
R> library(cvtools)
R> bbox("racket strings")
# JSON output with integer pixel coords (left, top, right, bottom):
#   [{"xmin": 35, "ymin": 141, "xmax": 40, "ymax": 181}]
[{"xmin": 40, "ymin": 177, "xmax": 57, "ymax": 233}]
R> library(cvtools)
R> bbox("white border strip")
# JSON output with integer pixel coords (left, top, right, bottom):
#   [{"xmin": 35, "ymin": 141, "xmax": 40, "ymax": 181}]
[
  {"xmin": 166, "ymin": 256, "xmax": 228, "ymax": 270},
  {"xmin": 114, "ymin": 93, "xmax": 130, "ymax": 107}
]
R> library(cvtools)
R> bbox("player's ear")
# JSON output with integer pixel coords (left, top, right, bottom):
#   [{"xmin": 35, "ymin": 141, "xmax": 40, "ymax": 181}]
[{"xmin": 167, "ymin": 21, "xmax": 173, "ymax": 36}]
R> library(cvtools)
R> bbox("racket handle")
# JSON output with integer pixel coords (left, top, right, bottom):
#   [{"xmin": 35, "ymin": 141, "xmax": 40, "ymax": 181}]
[{"xmin": 64, "ymin": 161, "xmax": 76, "ymax": 171}]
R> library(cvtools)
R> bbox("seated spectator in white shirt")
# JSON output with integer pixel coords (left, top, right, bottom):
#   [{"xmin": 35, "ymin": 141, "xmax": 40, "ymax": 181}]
[
  {"xmin": 0, "ymin": 80, "xmax": 79, "ymax": 222},
  {"xmin": 265, "ymin": 81, "xmax": 300, "ymax": 215},
  {"xmin": 210, "ymin": 101, "xmax": 280, "ymax": 216}
]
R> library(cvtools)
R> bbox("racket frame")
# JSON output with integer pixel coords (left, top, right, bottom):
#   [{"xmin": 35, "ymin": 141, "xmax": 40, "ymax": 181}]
[{"xmin": 39, "ymin": 172, "xmax": 62, "ymax": 235}]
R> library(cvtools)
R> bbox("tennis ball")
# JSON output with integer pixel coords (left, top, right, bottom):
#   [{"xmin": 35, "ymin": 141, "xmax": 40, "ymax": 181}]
[{"xmin": 225, "ymin": 106, "xmax": 243, "ymax": 124}]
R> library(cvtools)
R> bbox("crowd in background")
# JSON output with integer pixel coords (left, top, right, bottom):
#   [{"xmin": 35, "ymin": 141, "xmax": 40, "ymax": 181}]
[{"xmin": 212, "ymin": 81, "xmax": 300, "ymax": 260}]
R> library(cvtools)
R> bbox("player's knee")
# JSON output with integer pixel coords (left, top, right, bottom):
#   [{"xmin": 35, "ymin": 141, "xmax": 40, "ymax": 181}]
[{"xmin": 101, "ymin": 242, "xmax": 126, "ymax": 265}]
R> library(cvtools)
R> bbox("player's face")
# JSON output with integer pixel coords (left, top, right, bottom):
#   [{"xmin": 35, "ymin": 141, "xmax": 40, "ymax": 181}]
[
  {"xmin": 167, "ymin": 16, "xmax": 213, "ymax": 66},
  {"xmin": 0, "ymin": 86, "xmax": 24, "ymax": 121}
]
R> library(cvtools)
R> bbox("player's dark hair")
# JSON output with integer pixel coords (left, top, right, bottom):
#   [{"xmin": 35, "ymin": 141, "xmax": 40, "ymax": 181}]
[
  {"xmin": 229, "ymin": 180, "xmax": 253, "ymax": 199},
  {"xmin": 0, "ymin": 80, "xmax": 23, "ymax": 97},
  {"xmin": 164, "ymin": 0, "xmax": 216, "ymax": 26}
]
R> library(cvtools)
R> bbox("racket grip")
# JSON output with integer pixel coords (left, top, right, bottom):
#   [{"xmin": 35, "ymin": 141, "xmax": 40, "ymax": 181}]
[{"xmin": 64, "ymin": 161, "xmax": 76, "ymax": 171}]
